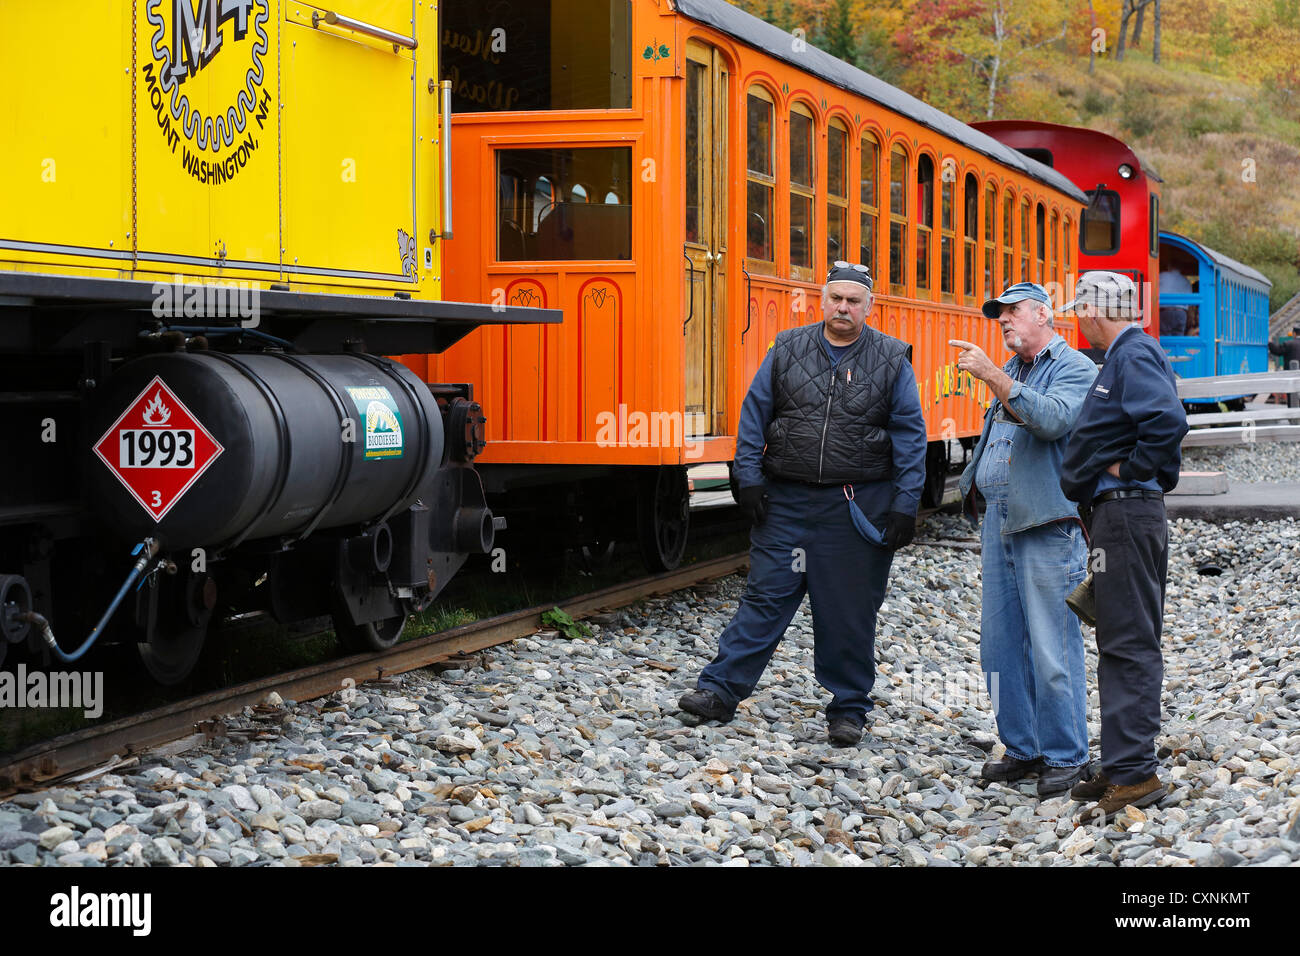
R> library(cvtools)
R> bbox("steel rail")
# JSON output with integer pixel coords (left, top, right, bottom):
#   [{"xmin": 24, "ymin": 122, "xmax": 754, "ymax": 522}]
[{"xmin": 0, "ymin": 553, "xmax": 750, "ymax": 794}]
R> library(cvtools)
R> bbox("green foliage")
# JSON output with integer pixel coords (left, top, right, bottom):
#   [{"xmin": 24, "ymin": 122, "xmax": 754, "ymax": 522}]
[
  {"xmin": 1081, "ymin": 86, "xmax": 1114, "ymax": 116},
  {"xmin": 1119, "ymin": 85, "xmax": 1159, "ymax": 138},
  {"xmin": 541, "ymin": 606, "xmax": 593, "ymax": 639},
  {"xmin": 1183, "ymin": 97, "xmax": 1244, "ymax": 138}
]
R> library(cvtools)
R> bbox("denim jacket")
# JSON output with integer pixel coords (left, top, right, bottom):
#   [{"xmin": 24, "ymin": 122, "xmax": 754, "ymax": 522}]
[{"xmin": 958, "ymin": 334, "xmax": 1099, "ymax": 533}]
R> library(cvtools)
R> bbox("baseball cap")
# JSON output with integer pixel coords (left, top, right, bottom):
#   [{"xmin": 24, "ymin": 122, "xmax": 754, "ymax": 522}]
[
  {"xmin": 1060, "ymin": 271, "xmax": 1137, "ymax": 315},
  {"xmin": 981, "ymin": 281, "xmax": 1051, "ymax": 319}
]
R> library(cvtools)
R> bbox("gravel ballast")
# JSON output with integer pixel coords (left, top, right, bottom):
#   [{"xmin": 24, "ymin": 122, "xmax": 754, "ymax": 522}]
[{"xmin": 2, "ymin": 513, "xmax": 1297, "ymax": 867}]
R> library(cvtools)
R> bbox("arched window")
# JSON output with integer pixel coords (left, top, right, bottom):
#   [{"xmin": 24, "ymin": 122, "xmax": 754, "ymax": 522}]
[
  {"xmin": 745, "ymin": 87, "xmax": 775, "ymax": 265},
  {"xmin": 964, "ymin": 172, "xmax": 979, "ymax": 299},
  {"xmin": 827, "ymin": 119, "xmax": 849, "ymax": 271},
  {"xmin": 916, "ymin": 154, "xmax": 935, "ymax": 294},
  {"xmin": 1002, "ymin": 189, "xmax": 1014, "ymax": 288},
  {"xmin": 1063, "ymin": 216, "xmax": 1072, "ymax": 283},
  {"xmin": 1020, "ymin": 195, "xmax": 1031, "ymax": 283},
  {"xmin": 984, "ymin": 182, "xmax": 996, "ymax": 295},
  {"xmin": 940, "ymin": 163, "xmax": 955, "ymax": 299},
  {"xmin": 1035, "ymin": 202, "xmax": 1046, "ymax": 283},
  {"xmin": 789, "ymin": 102, "xmax": 815, "ymax": 277},
  {"xmin": 860, "ymin": 133, "xmax": 880, "ymax": 276},
  {"xmin": 570, "ymin": 183, "xmax": 589, "ymax": 203},
  {"xmin": 889, "ymin": 146, "xmax": 909, "ymax": 290},
  {"xmin": 1049, "ymin": 209, "xmax": 1059, "ymax": 290}
]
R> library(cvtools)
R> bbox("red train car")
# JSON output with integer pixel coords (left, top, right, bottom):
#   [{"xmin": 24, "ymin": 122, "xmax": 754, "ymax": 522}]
[
  {"xmin": 422, "ymin": 0, "xmax": 1087, "ymax": 569},
  {"xmin": 973, "ymin": 121, "xmax": 1163, "ymax": 356}
]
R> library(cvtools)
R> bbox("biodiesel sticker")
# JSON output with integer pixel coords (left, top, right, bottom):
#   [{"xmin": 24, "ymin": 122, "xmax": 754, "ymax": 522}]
[{"xmin": 346, "ymin": 386, "xmax": 404, "ymax": 460}]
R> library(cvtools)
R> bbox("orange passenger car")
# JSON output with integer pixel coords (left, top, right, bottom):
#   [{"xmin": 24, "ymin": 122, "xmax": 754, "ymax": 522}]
[{"xmin": 419, "ymin": 0, "xmax": 1087, "ymax": 569}]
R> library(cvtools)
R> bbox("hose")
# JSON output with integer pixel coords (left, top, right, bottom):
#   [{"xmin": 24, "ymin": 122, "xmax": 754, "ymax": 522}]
[{"xmin": 20, "ymin": 538, "xmax": 161, "ymax": 663}]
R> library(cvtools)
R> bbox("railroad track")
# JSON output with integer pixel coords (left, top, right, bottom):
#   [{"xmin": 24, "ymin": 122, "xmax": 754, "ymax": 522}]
[{"xmin": 0, "ymin": 552, "xmax": 750, "ymax": 795}]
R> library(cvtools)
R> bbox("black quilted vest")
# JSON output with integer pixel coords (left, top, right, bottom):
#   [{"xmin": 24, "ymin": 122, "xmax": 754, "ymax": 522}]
[{"xmin": 762, "ymin": 322, "xmax": 912, "ymax": 484}]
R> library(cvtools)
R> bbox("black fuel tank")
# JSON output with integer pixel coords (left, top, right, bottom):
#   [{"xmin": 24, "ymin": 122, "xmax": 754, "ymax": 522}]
[{"xmin": 88, "ymin": 351, "xmax": 444, "ymax": 549}]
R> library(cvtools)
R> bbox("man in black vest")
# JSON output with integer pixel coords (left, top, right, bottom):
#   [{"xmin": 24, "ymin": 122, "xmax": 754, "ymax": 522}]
[
  {"xmin": 679, "ymin": 262, "xmax": 927, "ymax": 747},
  {"xmin": 1059, "ymin": 271, "xmax": 1188, "ymax": 823}
]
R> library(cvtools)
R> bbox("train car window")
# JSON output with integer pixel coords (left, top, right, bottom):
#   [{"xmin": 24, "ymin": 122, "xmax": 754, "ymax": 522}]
[
  {"xmin": 940, "ymin": 171, "xmax": 955, "ymax": 299},
  {"xmin": 1017, "ymin": 147, "xmax": 1054, "ymax": 168},
  {"xmin": 746, "ymin": 88, "xmax": 775, "ymax": 264},
  {"xmin": 1002, "ymin": 191, "xmax": 1014, "ymax": 287},
  {"xmin": 1081, "ymin": 189, "xmax": 1121, "ymax": 254},
  {"xmin": 827, "ymin": 121, "xmax": 849, "ymax": 273},
  {"xmin": 1064, "ymin": 217, "xmax": 1072, "ymax": 279},
  {"xmin": 496, "ymin": 147, "xmax": 632, "ymax": 261},
  {"xmin": 964, "ymin": 173, "xmax": 979, "ymax": 299},
  {"xmin": 1035, "ymin": 202, "xmax": 1046, "ymax": 283},
  {"xmin": 789, "ymin": 104, "xmax": 815, "ymax": 277},
  {"xmin": 860, "ymin": 135, "xmax": 880, "ymax": 277},
  {"xmin": 442, "ymin": 0, "xmax": 632, "ymax": 112},
  {"xmin": 916, "ymin": 155, "xmax": 934, "ymax": 294},
  {"xmin": 1149, "ymin": 194, "xmax": 1160, "ymax": 257},
  {"xmin": 1049, "ymin": 209, "xmax": 1059, "ymax": 291},
  {"xmin": 889, "ymin": 147, "xmax": 909, "ymax": 291},
  {"xmin": 686, "ymin": 61, "xmax": 704, "ymax": 245},
  {"xmin": 985, "ymin": 182, "xmax": 996, "ymax": 295},
  {"xmin": 1020, "ymin": 197, "xmax": 1031, "ymax": 284}
]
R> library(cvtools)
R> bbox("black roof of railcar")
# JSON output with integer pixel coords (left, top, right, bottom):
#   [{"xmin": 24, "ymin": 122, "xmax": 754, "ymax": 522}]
[{"xmin": 673, "ymin": 0, "xmax": 1089, "ymax": 205}]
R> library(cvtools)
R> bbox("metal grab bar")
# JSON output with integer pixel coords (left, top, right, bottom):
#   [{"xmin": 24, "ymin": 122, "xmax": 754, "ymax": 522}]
[
  {"xmin": 741, "ymin": 266, "xmax": 753, "ymax": 343},
  {"xmin": 441, "ymin": 80, "xmax": 454, "ymax": 240},
  {"xmin": 683, "ymin": 251, "xmax": 696, "ymax": 336},
  {"xmin": 312, "ymin": 9, "xmax": 418, "ymax": 49}
]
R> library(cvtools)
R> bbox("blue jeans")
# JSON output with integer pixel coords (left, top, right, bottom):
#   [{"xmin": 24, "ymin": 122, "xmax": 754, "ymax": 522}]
[
  {"xmin": 698, "ymin": 480, "xmax": 894, "ymax": 723},
  {"xmin": 978, "ymin": 424, "xmax": 1089, "ymax": 767}
]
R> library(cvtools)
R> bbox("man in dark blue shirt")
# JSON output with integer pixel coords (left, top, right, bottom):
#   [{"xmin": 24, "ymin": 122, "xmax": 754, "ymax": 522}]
[
  {"xmin": 679, "ymin": 262, "xmax": 927, "ymax": 747},
  {"xmin": 1059, "ymin": 272, "xmax": 1188, "ymax": 823}
]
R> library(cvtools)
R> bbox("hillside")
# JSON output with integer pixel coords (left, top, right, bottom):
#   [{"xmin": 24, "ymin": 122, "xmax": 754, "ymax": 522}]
[{"xmin": 730, "ymin": 0, "xmax": 1300, "ymax": 311}]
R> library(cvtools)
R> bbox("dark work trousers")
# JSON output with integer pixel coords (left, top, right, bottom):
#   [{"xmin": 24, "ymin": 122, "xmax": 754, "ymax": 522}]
[
  {"xmin": 697, "ymin": 479, "xmax": 895, "ymax": 724},
  {"xmin": 1089, "ymin": 497, "xmax": 1169, "ymax": 784}
]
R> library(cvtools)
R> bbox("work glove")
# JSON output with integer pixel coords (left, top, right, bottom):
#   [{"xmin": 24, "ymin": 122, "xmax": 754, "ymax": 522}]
[
  {"xmin": 737, "ymin": 484, "xmax": 769, "ymax": 527},
  {"xmin": 885, "ymin": 511, "xmax": 916, "ymax": 550}
]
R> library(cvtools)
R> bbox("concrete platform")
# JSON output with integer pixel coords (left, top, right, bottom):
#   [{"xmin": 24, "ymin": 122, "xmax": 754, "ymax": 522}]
[
  {"xmin": 1169, "ymin": 471, "xmax": 1229, "ymax": 495},
  {"xmin": 1164, "ymin": 482, "xmax": 1300, "ymax": 521}
]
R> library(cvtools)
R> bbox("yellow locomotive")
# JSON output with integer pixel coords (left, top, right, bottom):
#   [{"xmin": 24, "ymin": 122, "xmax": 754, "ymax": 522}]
[{"xmin": 0, "ymin": 2, "xmax": 554, "ymax": 683}]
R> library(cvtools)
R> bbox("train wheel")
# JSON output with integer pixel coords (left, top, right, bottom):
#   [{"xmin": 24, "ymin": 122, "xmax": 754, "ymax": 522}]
[
  {"xmin": 334, "ymin": 613, "xmax": 408, "ymax": 654},
  {"xmin": 637, "ymin": 466, "xmax": 690, "ymax": 572},
  {"xmin": 920, "ymin": 441, "xmax": 950, "ymax": 510},
  {"xmin": 137, "ymin": 572, "xmax": 214, "ymax": 686}
]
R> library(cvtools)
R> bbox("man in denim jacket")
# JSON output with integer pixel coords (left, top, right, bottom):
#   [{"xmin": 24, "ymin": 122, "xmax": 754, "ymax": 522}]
[{"xmin": 953, "ymin": 282, "xmax": 1099, "ymax": 798}]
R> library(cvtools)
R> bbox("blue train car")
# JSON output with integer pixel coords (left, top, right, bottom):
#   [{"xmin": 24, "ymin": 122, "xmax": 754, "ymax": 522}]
[{"xmin": 1157, "ymin": 231, "xmax": 1272, "ymax": 405}]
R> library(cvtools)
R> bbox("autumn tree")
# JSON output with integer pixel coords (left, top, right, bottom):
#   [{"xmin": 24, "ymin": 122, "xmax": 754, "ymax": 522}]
[{"xmin": 900, "ymin": 0, "xmax": 1072, "ymax": 119}]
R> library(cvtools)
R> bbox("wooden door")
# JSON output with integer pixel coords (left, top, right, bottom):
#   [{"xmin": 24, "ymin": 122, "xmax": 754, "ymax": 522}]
[{"xmin": 683, "ymin": 43, "xmax": 728, "ymax": 437}]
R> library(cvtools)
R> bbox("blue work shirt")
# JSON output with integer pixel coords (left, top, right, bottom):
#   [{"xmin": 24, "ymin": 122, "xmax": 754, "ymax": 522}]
[
  {"xmin": 733, "ymin": 325, "xmax": 928, "ymax": 516},
  {"xmin": 958, "ymin": 333, "xmax": 1099, "ymax": 533},
  {"xmin": 1093, "ymin": 326, "xmax": 1161, "ymax": 494},
  {"xmin": 1061, "ymin": 325, "xmax": 1188, "ymax": 504}
]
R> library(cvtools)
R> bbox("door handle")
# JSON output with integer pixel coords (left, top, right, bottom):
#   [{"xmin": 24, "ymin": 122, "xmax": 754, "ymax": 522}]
[
  {"xmin": 440, "ymin": 80, "xmax": 454, "ymax": 240},
  {"xmin": 705, "ymin": 252, "xmax": 715, "ymax": 263},
  {"xmin": 311, "ymin": 9, "xmax": 418, "ymax": 49}
]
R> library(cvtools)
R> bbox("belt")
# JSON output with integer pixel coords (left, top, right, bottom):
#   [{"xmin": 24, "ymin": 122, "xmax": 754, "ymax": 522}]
[{"xmin": 1092, "ymin": 489, "xmax": 1164, "ymax": 506}]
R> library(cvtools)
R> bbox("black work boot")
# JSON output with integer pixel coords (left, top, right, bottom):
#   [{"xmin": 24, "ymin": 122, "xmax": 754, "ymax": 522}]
[
  {"xmin": 827, "ymin": 717, "xmax": 865, "ymax": 748},
  {"xmin": 678, "ymin": 688, "xmax": 735, "ymax": 722},
  {"xmin": 980, "ymin": 754, "xmax": 1044, "ymax": 783}
]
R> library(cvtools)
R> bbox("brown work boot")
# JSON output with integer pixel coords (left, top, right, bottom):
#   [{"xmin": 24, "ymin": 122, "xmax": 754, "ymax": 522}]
[{"xmin": 1074, "ymin": 775, "xmax": 1164, "ymax": 825}]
